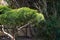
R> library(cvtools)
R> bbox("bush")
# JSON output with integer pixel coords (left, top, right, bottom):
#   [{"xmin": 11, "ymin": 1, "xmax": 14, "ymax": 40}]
[{"xmin": 0, "ymin": 6, "xmax": 45, "ymax": 28}]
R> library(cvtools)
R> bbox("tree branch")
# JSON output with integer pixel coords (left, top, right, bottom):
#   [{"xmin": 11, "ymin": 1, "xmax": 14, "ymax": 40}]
[
  {"xmin": 2, "ymin": 25, "xmax": 15, "ymax": 40},
  {"xmin": 33, "ymin": 2, "xmax": 42, "ymax": 13},
  {"xmin": 18, "ymin": 22, "xmax": 32, "ymax": 31}
]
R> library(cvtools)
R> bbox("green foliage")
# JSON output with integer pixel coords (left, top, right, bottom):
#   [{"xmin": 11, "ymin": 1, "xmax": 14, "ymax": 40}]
[
  {"xmin": 0, "ymin": 6, "xmax": 45, "ymax": 28},
  {"xmin": 44, "ymin": 15, "xmax": 60, "ymax": 40},
  {"xmin": 0, "ymin": 5, "xmax": 11, "ymax": 14},
  {"xmin": 57, "ymin": 0, "xmax": 60, "ymax": 17},
  {"xmin": 34, "ymin": 15, "xmax": 60, "ymax": 40}
]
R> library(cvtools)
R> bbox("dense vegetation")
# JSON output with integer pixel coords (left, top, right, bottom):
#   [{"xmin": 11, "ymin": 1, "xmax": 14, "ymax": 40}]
[
  {"xmin": 0, "ymin": 5, "xmax": 44, "ymax": 27},
  {"xmin": 0, "ymin": 0, "xmax": 60, "ymax": 40},
  {"xmin": 0, "ymin": 5, "xmax": 45, "ymax": 39}
]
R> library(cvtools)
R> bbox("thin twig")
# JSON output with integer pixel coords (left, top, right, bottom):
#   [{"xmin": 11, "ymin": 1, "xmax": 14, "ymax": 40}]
[
  {"xmin": 18, "ymin": 22, "xmax": 32, "ymax": 30},
  {"xmin": 2, "ymin": 25, "xmax": 15, "ymax": 40}
]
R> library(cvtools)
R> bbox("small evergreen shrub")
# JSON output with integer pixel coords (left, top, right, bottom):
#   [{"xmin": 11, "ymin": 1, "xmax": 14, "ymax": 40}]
[{"xmin": 0, "ymin": 6, "xmax": 45, "ymax": 28}]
